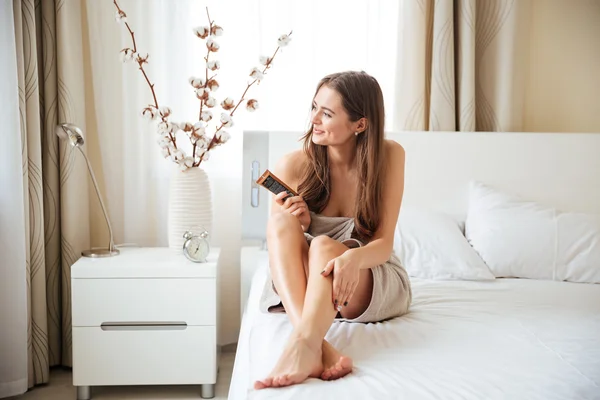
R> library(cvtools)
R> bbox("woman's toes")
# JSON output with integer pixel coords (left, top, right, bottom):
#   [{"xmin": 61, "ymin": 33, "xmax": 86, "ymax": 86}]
[
  {"xmin": 274, "ymin": 375, "xmax": 286, "ymax": 387},
  {"xmin": 279, "ymin": 375, "xmax": 288, "ymax": 387},
  {"xmin": 322, "ymin": 358, "xmax": 353, "ymax": 381},
  {"xmin": 341, "ymin": 356, "xmax": 353, "ymax": 370},
  {"xmin": 254, "ymin": 378, "xmax": 270, "ymax": 390}
]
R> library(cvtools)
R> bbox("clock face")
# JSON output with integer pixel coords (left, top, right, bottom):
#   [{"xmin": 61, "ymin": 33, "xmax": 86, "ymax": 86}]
[{"xmin": 184, "ymin": 237, "xmax": 209, "ymax": 262}]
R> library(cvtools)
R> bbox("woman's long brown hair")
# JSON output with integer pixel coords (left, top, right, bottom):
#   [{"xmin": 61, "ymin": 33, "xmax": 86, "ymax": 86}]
[{"xmin": 297, "ymin": 71, "xmax": 386, "ymax": 243}]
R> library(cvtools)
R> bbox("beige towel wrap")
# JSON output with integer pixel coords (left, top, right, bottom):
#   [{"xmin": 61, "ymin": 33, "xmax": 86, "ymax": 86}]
[{"xmin": 259, "ymin": 212, "xmax": 412, "ymax": 323}]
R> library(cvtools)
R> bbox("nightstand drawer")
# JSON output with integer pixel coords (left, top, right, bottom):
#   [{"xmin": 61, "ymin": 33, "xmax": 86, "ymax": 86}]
[
  {"xmin": 72, "ymin": 278, "xmax": 216, "ymax": 327},
  {"xmin": 72, "ymin": 326, "xmax": 216, "ymax": 386}
]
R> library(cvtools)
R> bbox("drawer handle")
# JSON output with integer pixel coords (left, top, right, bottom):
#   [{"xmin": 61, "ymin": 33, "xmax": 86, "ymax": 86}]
[{"xmin": 101, "ymin": 322, "xmax": 187, "ymax": 331}]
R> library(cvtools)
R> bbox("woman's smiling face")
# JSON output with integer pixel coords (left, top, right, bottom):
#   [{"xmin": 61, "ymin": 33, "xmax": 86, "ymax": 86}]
[{"xmin": 310, "ymin": 85, "xmax": 357, "ymax": 146}]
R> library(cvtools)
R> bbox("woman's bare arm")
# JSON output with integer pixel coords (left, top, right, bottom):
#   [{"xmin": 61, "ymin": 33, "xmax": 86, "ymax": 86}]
[{"xmin": 269, "ymin": 149, "xmax": 304, "ymax": 216}]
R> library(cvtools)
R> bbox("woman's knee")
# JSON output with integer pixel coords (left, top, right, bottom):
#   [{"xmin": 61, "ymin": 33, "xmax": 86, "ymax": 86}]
[
  {"xmin": 267, "ymin": 212, "xmax": 302, "ymax": 238},
  {"xmin": 308, "ymin": 235, "xmax": 344, "ymax": 261}
]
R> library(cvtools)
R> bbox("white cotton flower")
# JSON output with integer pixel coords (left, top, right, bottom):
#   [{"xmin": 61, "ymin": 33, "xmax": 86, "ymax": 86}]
[
  {"xmin": 216, "ymin": 130, "xmax": 231, "ymax": 143},
  {"xmin": 191, "ymin": 132, "xmax": 204, "ymax": 145},
  {"xmin": 183, "ymin": 157, "xmax": 194, "ymax": 168},
  {"xmin": 157, "ymin": 137, "xmax": 171, "ymax": 148},
  {"xmin": 249, "ymin": 67, "xmax": 264, "ymax": 81},
  {"xmin": 194, "ymin": 26, "xmax": 210, "ymax": 39},
  {"xmin": 259, "ymin": 56, "xmax": 271, "ymax": 66},
  {"xmin": 220, "ymin": 97, "xmax": 235, "ymax": 111},
  {"xmin": 158, "ymin": 121, "xmax": 176, "ymax": 134},
  {"xmin": 179, "ymin": 122, "xmax": 193, "ymax": 132},
  {"xmin": 141, "ymin": 106, "xmax": 158, "ymax": 120},
  {"xmin": 159, "ymin": 132, "xmax": 172, "ymax": 141},
  {"xmin": 191, "ymin": 122, "xmax": 206, "ymax": 143},
  {"xmin": 220, "ymin": 113, "xmax": 233, "ymax": 128},
  {"xmin": 195, "ymin": 135, "xmax": 210, "ymax": 149},
  {"xmin": 115, "ymin": 10, "xmax": 127, "ymax": 23},
  {"xmin": 161, "ymin": 147, "xmax": 170, "ymax": 158},
  {"xmin": 206, "ymin": 37, "xmax": 220, "ymax": 52},
  {"xmin": 171, "ymin": 149, "xmax": 185, "ymax": 162},
  {"xmin": 120, "ymin": 48, "xmax": 136, "ymax": 63},
  {"xmin": 193, "ymin": 134, "xmax": 209, "ymax": 148},
  {"xmin": 205, "ymin": 96, "xmax": 217, "ymax": 108},
  {"xmin": 211, "ymin": 25, "xmax": 223, "ymax": 37},
  {"xmin": 189, "ymin": 76, "xmax": 206, "ymax": 89},
  {"xmin": 246, "ymin": 99, "xmax": 259, "ymax": 112},
  {"xmin": 277, "ymin": 33, "xmax": 291, "ymax": 47},
  {"xmin": 201, "ymin": 110, "xmax": 213, "ymax": 122},
  {"xmin": 195, "ymin": 88, "xmax": 208, "ymax": 100},
  {"xmin": 201, "ymin": 151, "xmax": 210, "ymax": 161},
  {"xmin": 206, "ymin": 78, "xmax": 219, "ymax": 92},
  {"xmin": 157, "ymin": 121, "xmax": 168, "ymax": 133},
  {"xmin": 159, "ymin": 106, "xmax": 172, "ymax": 118},
  {"xmin": 207, "ymin": 60, "xmax": 220, "ymax": 71}
]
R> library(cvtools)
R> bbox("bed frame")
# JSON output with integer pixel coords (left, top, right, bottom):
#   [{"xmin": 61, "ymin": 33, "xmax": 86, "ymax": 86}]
[{"xmin": 242, "ymin": 130, "xmax": 600, "ymax": 244}]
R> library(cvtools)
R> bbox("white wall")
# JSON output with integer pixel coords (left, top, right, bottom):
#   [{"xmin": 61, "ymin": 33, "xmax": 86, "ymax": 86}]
[{"xmin": 524, "ymin": 0, "xmax": 600, "ymax": 133}]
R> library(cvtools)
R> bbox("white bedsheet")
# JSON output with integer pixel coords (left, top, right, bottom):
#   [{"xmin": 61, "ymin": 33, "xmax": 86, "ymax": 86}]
[{"xmin": 229, "ymin": 255, "xmax": 600, "ymax": 400}]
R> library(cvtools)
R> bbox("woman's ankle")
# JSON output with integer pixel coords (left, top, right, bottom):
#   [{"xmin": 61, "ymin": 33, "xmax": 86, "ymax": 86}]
[{"xmin": 292, "ymin": 329, "xmax": 324, "ymax": 351}]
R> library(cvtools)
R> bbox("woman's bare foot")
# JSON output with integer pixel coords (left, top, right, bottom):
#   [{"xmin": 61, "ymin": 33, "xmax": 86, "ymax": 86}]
[
  {"xmin": 254, "ymin": 332, "xmax": 323, "ymax": 390},
  {"xmin": 321, "ymin": 340, "xmax": 353, "ymax": 381}
]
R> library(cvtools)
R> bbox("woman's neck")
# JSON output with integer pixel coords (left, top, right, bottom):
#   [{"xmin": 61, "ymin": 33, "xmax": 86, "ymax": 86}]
[{"xmin": 327, "ymin": 141, "xmax": 356, "ymax": 172}]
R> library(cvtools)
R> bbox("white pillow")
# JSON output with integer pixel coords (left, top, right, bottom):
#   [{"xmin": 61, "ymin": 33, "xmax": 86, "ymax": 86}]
[
  {"xmin": 394, "ymin": 207, "xmax": 495, "ymax": 281},
  {"xmin": 465, "ymin": 181, "xmax": 600, "ymax": 283},
  {"xmin": 557, "ymin": 213, "xmax": 600, "ymax": 282}
]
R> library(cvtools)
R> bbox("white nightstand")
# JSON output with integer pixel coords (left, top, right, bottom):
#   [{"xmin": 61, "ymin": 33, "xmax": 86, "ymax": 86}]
[{"xmin": 71, "ymin": 247, "xmax": 220, "ymax": 399}]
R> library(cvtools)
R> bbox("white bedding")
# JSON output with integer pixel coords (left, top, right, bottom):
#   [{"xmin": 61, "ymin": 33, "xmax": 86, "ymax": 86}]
[{"xmin": 229, "ymin": 253, "xmax": 600, "ymax": 400}]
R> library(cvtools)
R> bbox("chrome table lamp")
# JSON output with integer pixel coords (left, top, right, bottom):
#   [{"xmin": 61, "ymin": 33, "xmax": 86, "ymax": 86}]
[{"xmin": 56, "ymin": 123, "xmax": 119, "ymax": 257}]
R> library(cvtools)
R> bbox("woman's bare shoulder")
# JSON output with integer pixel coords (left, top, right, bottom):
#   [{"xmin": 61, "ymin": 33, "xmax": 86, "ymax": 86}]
[
  {"xmin": 274, "ymin": 149, "xmax": 306, "ymax": 172},
  {"xmin": 384, "ymin": 139, "xmax": 405, "ymax": 160},
  {"xmin": 273, "ymin": 149, "xmax": 307, "ymax": 188}
]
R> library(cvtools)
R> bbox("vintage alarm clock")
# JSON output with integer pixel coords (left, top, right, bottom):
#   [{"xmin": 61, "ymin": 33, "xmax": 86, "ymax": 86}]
[{"xmin": 182, "ymin": 227, "xmax": 210, "ymax": 263}]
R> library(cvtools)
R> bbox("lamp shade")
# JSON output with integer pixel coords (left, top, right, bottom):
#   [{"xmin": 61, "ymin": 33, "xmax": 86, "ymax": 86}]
[{"xmin": 56, "ymin": 123, "xmax": 84, "ymax": 147}]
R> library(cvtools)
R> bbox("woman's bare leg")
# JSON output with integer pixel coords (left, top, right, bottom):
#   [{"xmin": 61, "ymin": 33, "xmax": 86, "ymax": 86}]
[
  {"xmin": 255, "ymin": 213, "xmax": 321, "ymax": 389},
  {"xmin": 305, "ymin": 236, "xmax": 371, "ymax": 381},
  {"xmin": 260, "ymin": 213, "xmax": 352, "ymax": 381},
  {"xmin": 264, "ymin": 212, "xmax": 309, "ymax": 326},
  {"xmin": 256, "ymin": 233, "xmax": 373, "ymax": 389}
]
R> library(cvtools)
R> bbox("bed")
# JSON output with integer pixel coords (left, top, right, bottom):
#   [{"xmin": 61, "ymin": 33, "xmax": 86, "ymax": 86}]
[{"xmin": 231, "ymin": 131, "xmax": 600, "ymax": 400}]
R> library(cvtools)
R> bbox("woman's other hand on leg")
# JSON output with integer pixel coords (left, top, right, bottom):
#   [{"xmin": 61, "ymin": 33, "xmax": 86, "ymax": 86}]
[{"xmin": 320, "ymin": 251, "xmax": 360, "ymax": 312}]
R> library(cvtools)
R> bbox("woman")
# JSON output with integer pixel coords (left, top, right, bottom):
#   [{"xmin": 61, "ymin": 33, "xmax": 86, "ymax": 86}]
[{"xmin": 255, "ymin": 71, "xmax": 411, "ymax": 390}]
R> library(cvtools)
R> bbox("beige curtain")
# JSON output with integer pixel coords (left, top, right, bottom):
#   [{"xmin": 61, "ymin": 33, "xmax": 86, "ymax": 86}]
[
  {"xmin": 12, "ymin": 0, "xmax": 90, "ymax": 388},
  {"xmin": 396, "ymin": 0, "xmax": 531, "ymax": 131}
]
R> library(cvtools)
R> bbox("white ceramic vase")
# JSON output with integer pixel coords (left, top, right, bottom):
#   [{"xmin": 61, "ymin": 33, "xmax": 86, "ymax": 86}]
[{"xmin": 167, "ymin": 167, "xmax": 213, "ymax": 250}]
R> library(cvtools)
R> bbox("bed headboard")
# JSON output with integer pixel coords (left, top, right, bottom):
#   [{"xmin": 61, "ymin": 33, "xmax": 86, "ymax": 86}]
[{"xmin": 242, "ymin": 130, "xmax": 600, "ymax": 242}]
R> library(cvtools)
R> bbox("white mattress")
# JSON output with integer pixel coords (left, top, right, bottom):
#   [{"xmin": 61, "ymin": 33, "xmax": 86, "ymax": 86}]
[{"xmin": 229, "ymin": 253, "xmax": 600, "ymax": 400}]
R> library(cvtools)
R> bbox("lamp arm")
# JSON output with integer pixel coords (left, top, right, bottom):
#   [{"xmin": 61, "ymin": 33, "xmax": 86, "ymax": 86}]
[{"xmin": 76, "ymin": 147, "xmax": 116, "ymax": 252}]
